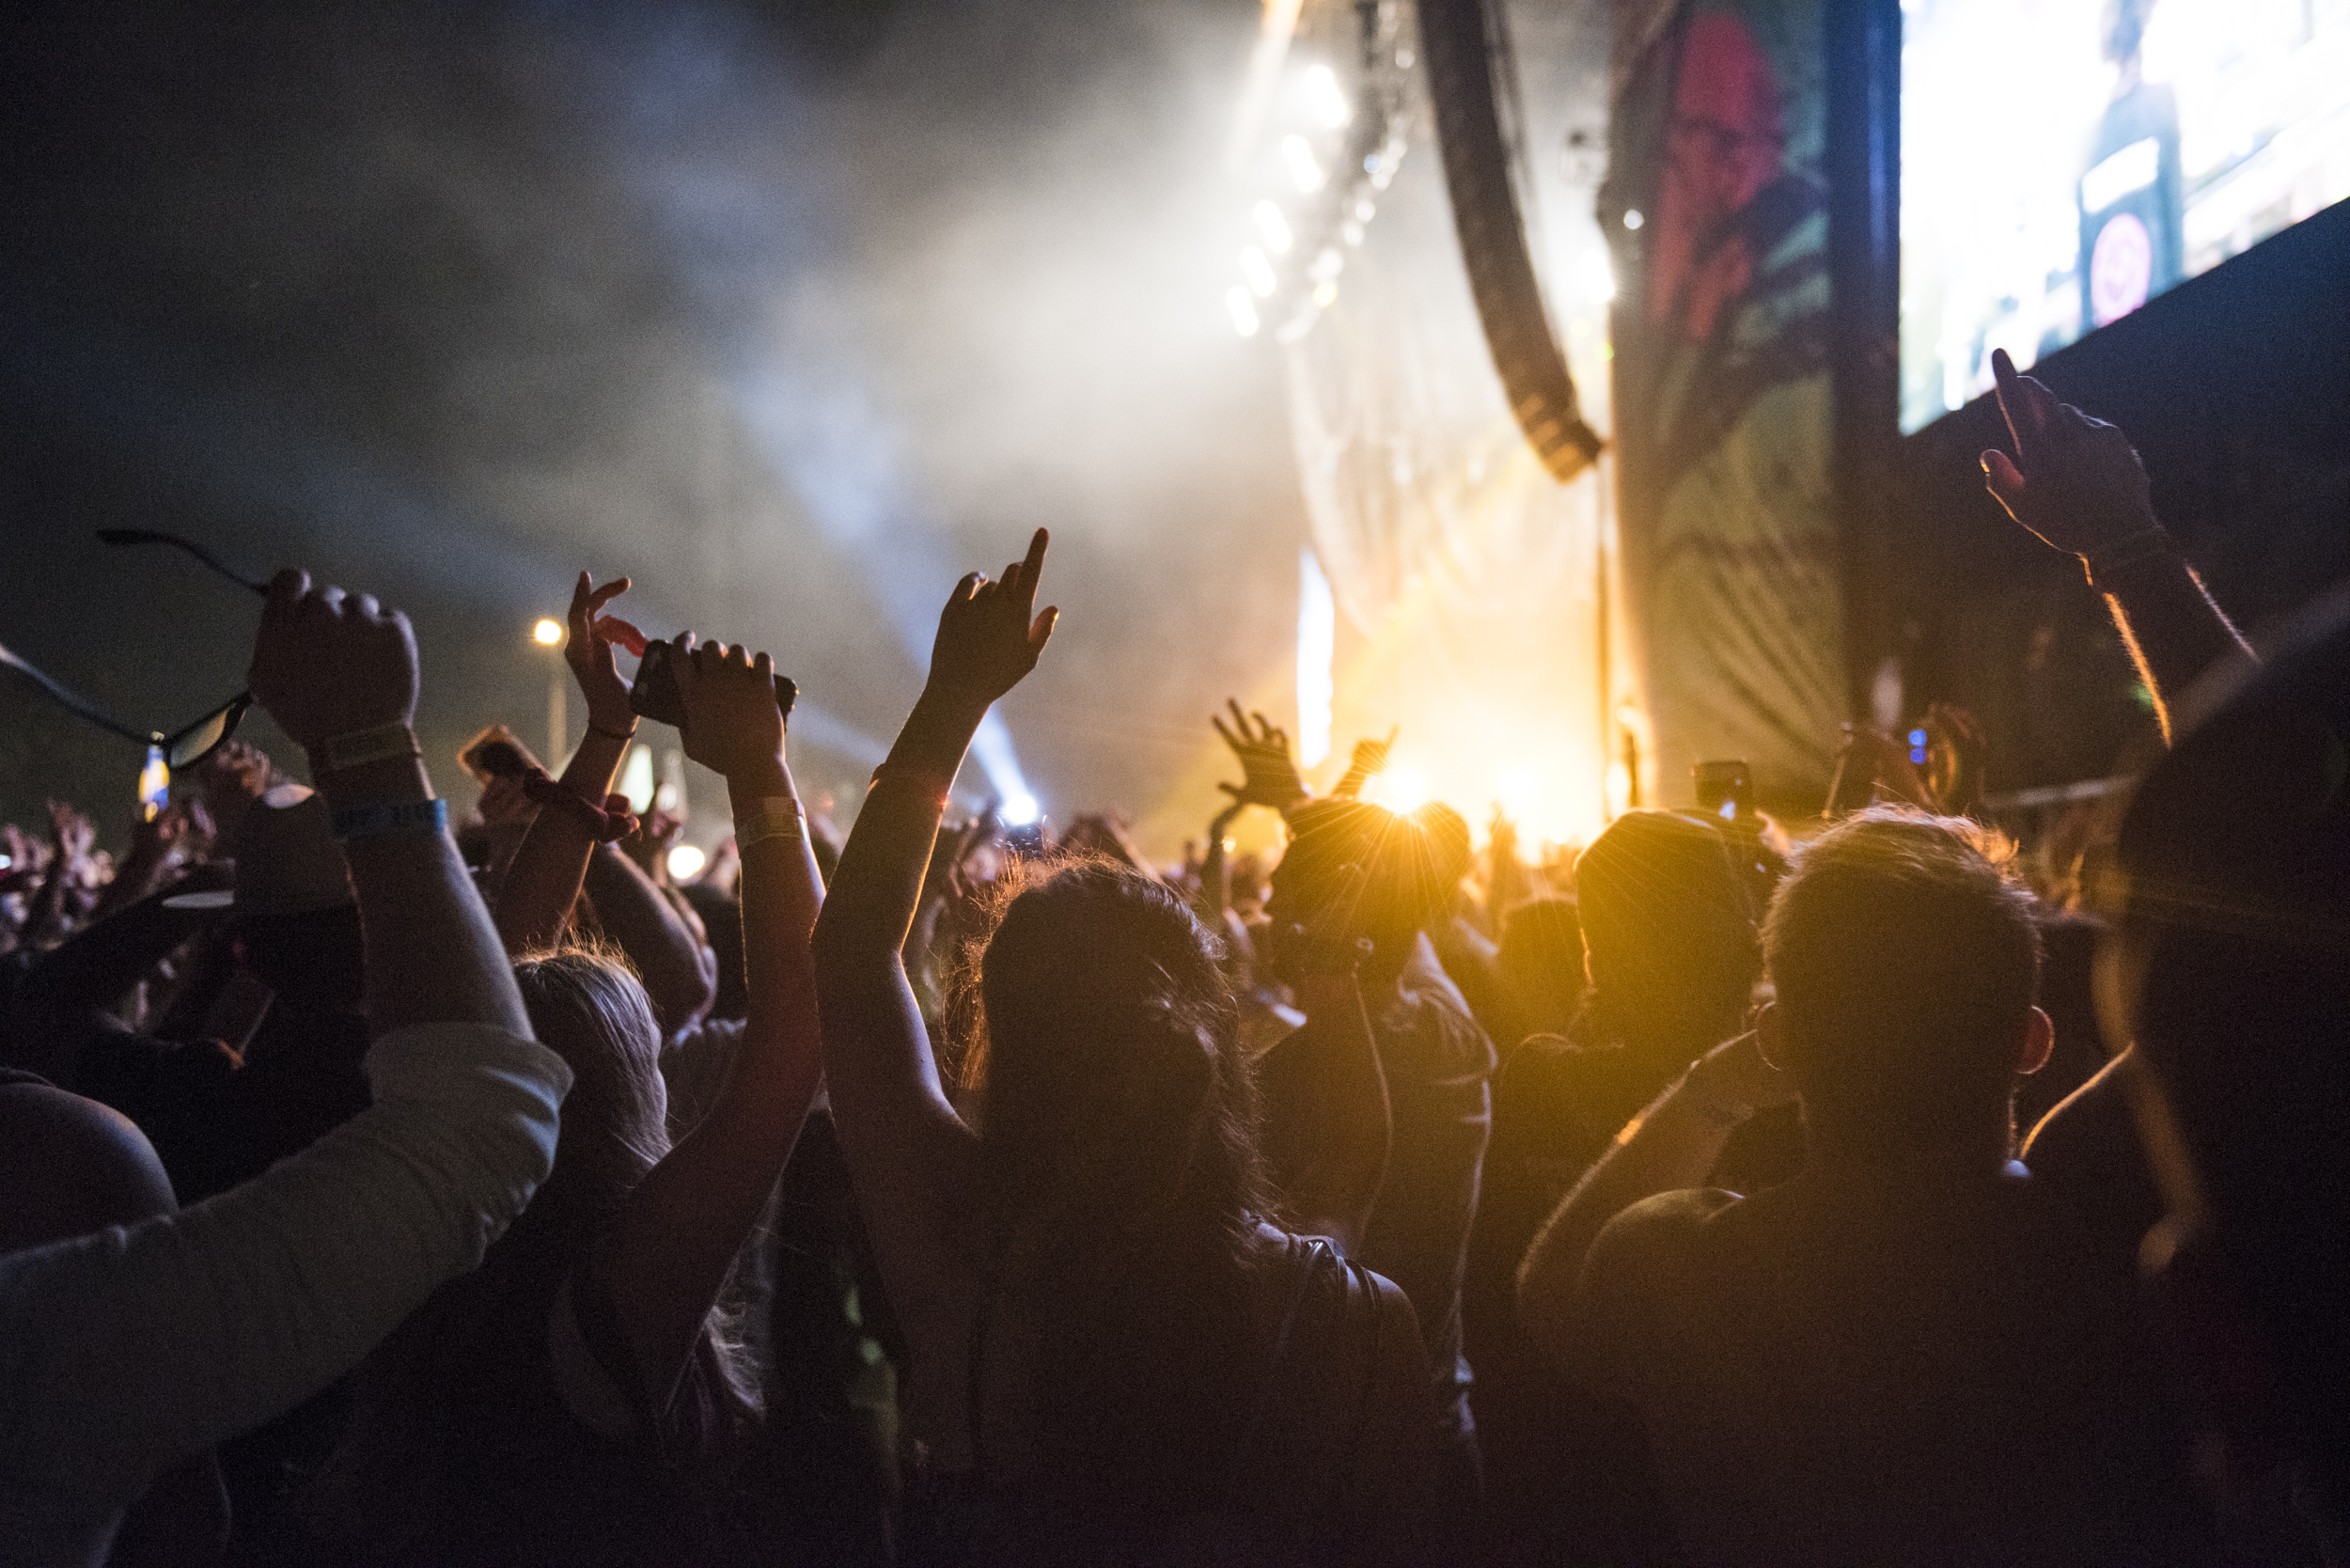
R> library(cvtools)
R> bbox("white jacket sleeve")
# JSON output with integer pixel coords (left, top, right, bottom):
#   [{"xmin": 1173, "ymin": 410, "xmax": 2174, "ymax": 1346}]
[{"xmin": 0, "ymin": 1022, "xmax": 570, "ymax": 1516}]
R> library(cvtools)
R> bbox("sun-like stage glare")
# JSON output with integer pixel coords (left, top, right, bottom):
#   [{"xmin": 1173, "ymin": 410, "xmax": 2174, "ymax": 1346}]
[
  {"xmin": 532, "ymin": 619, "xmax": 563, "ymax": 647},
  {"xmin": 666, "ymin": 844, "xmax": 707, "ymax": 882}
]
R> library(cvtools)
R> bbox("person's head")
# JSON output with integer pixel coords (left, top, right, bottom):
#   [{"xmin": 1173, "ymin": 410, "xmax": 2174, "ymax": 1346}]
[
  {"xmin": 1499, "ymin": 895, "xmax": 1584, "ymax": 1040},
  {"xmin": 509, "ymin": 947, "xmax": 669, "ymax": 1216},
  {"xmin": 231, "ymin": 784, "xmax": 364, "ymax": 1008},
  {"xmin": 1264, "ymin": 798, "xmax": 1474, "ymax": 973},
  {"xmin": 2103, "ymin": 589, "xmax": 2350, "ymax": 1534},
  {"xmin": 1573, "ymin": 809, "xmax": 1759, "ymax": 1064},
  {"xmin": 1760, "ymin": 808, "xmax": 2049, "ymax": 1162},
  {"xmin": 675, "ymin": 883, "xmax": 746, "ymax": 1021},
  {"xmin": 968, "ymin": 858, "xmax": 1261, "ymax": 1244}
]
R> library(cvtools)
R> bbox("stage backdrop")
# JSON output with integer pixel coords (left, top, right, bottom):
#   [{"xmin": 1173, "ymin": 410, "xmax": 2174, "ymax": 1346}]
[{"xmin": 1604, "ymin": 0, "xmax": 1842, "ymax": 812}]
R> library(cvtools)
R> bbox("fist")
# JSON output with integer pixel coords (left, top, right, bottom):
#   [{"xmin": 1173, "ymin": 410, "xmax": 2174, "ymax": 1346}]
[
  {"xmin": 246, "ymin": 570, "xmax": 419, "ymax": 751},
  {"xmin": 670, "ymin": 635, "xmax": 787, "ymax": 780}
]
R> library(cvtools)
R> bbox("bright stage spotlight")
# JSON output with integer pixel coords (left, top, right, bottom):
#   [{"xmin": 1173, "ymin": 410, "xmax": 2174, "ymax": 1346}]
[
  {"xmin": 1241, "ymin": 245, "xmax": 1277, "ymax": 298},
  {"xmin": 1302, "ymin": 63, "xmax": 1350, "ymax": 129},
  {"xmin": 1226, "ymin": 287, "xmax": 1261, "ymax": 337},
  {"xmin": 666, "ymin": 844, "xmax": 707, "ymax": 882},
  {"xmin": 1496, "ymin": 766, "xmax": 1538, "ymax": 811},
  {"xmin": 533, "ymin": 618, "xmax": 563, "ymax": 646},
  {"xmin": 1281, "ymin": 135, "xmax": 1324, "ymax": 193},
  {"xmin": 1000, "ymin": 792, "xmax": 1042, "ymax": 827},
  {"xmin": 1254, "ymin": 199, "xmax": 1293, "ymax": 255},
  {"xmin": 1372, "ymin": 767, "xmax": 1428, "ymax": 813}
]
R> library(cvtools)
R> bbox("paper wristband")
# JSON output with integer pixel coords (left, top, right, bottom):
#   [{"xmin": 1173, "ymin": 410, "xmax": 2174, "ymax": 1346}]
[
  {"xmin": 331, "ymin": 798, "xmax": 448, "ymax": 842},
  {"xmin": 736, "ymin": 796, "xmax": 806, "ymax": 851},
  {"xmin": 318, "ymin": 721, "xmax": 423, "ymax": 773}
]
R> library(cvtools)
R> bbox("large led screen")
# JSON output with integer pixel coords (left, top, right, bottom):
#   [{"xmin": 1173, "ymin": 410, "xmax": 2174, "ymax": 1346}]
[{"xmin": 1900, "ymin": 0, "xmax": 2350, "ymax": 431}]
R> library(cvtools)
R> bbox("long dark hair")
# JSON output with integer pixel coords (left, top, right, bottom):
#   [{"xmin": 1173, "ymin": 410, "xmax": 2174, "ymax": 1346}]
[
  {"xmin": 953, "ymin": 857, "xmax": 1274, "ymax": 1512},
  {"xmin": 316, "ymin": 947, "xmax": 753, "ymax": 1552}
]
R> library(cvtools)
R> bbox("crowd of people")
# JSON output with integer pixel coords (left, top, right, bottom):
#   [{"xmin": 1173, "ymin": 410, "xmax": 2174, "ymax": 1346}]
[{"xmin": 0, "ymin": 352, "xmax": 2344, "ymax": 1567}]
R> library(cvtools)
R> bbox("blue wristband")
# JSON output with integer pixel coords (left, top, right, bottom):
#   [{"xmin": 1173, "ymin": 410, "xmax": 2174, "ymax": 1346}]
[{"xmin": 330, "ymin": 798, "xmax": 448, "ymax": 842}]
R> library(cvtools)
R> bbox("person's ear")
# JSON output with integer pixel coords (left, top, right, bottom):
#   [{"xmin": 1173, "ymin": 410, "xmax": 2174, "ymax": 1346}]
[
  {"xmin": 2017, "ymin": 1005, "xmax": 2055, "ymax": 1076},
  {"xmin": 1755, "ymin": 1000, "xmax": 1788, "ymax": 1072}
]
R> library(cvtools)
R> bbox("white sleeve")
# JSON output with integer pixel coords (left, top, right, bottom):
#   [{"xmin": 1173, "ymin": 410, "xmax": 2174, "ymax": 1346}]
[{"xmin": 0, "ymin": 1022, "xmax": 570, "ymax": 1513}]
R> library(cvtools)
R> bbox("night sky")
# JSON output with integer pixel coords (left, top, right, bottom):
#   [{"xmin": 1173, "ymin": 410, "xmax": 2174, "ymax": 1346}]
[{"xmin": 1, "ymin": 0, "xmax": 1303, "ymax": 848}]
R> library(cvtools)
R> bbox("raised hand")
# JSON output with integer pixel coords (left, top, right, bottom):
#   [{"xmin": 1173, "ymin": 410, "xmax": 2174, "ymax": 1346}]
[
  {"xmin": 670, "ymin": 635, "xmax": 788, "ymax": 781},
  {"xmin": 1213, "ymin": 699, "xmax": 1309, "ymax": 810},
  {"xmin": 47, "ymin": 800, "xmax": 96, "ymax": 864},
  {"xmin": 565, "ymin": 572, "xmax": 643, "ymax": 737},
  {"xmin": 927, "ymin": 528, "xmax": 1058, "ymax": 705},
  {"xmin": 1331, "ymin": 724, "xmax": 1400, "ymax": 801},
  {"xmin": 245, "ymin": 569, "xmax": 419, "ymax": 753},
  {"xmin": 1981, "ymin": 347, "xmax": 2159, "ymax": 558}
]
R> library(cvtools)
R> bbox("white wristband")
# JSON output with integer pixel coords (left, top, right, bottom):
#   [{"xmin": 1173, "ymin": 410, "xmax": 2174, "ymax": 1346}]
[{"xmin": 735, "ymin": 795, "xmax": 805, "ymax": 852}]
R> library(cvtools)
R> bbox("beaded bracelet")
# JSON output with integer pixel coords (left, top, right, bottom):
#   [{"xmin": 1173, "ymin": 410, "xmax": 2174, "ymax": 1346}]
[{"xmin": 330, "ymin": 798, "xmax": 447, "ymax": 842}]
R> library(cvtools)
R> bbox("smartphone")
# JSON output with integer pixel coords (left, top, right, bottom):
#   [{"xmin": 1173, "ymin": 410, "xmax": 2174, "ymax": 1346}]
[
  {"xmin": 460, "ymin": 725, "xmax": 540, "ymax": 784},
  {"xmin": 1693, "ymin": 759, "xmax": 1750, "ymax": 823},
  {"xmin": 629, "ymin": 641, "xmax": 797, "ymax": 729}
]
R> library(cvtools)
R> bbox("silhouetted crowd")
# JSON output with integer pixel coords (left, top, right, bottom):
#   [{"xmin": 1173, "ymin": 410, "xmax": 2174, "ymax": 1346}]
[{"xmin": 2, "ymin": 354, "xmax": 2346, "ymax": 1567}]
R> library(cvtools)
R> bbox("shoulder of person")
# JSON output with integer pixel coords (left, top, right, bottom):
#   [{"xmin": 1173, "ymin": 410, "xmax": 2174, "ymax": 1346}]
[{"xmin": 1555, "ymin": 1188, "xmax": 1740, "ymax": 1398}]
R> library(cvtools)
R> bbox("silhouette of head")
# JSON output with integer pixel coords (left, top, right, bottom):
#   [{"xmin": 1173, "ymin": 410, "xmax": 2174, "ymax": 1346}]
[
  {"xmin": 1762, "ymin": 808, "xmax": 2045, "ymax": 1160},
  {"xmin": 1266, "ymin": 799, "xmax": 1474, "ymax": 972},
  {"xmin": 1574, "ymin": 809, "xmax": 1759, "ymax": 1065},
  {"xmin": 976, "ymin": 860, "xmax": 1261, "ymax": 1237}
]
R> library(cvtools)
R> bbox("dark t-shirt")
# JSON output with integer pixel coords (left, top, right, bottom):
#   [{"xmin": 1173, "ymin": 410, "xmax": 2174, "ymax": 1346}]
[{"xmin": 1561, "ymin": 1165, "xmax": 2213, "ymax": 1567}]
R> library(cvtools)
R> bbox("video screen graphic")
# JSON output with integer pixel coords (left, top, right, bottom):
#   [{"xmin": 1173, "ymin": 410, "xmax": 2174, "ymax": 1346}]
[{"xmin": 1900, "ymin": 0, "xmax": 2350, "ymax": 432}]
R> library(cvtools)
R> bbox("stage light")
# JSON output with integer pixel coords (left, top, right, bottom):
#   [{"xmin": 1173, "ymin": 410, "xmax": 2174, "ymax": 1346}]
[
  {"xmin": 1302, "ymin": 63, "xmax": 1350, "ymax": 128},
  {"xmin": 1227, "ymin": 287, "xmax": 1261, "ymax": 337},
  {"xmin": 1254, "ymin": 199, "xmax": 1293, "ymax": 255},
  {"xmin": 1241, "ymin": 245, "xmax": 1277, "ymax": 297},
  {"xmin": 533, "ymin": 618, "xmax": 563, "ymax": 646},
  {"xmin": 1001, "ymin": 792, "xmax": 1042, "ymax": 826},
  {"xmin": 1497, "ymin": 766, "xmax": 1538, "ymax": 809},
  {"xmin": 1586, "ymin": 254, "xmax": 1616, "ymax": 301},
  {"xmin": 1623, "ymin": 209, "xmax": 1645, "ymax": 229},
  {"xmin": 619, "ymin": 745, "xmax": 655, "ymax": 814},
  {"xmin": 1282, "ymin": 135, "xmax": 1324, "ymax": 192},
  {"xmin": 1382, "ymin": 768, "xmax": 1429, "ymax": 812},
  {"xmin": 666, "ymin": 844, "xmax": 707, "ymax": 882}
]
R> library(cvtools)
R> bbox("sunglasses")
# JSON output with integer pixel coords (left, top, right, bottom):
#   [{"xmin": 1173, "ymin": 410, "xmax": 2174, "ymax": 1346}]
[{"xmin": 0, "ymin": 530, "xmax": 267, "ymax": 773}]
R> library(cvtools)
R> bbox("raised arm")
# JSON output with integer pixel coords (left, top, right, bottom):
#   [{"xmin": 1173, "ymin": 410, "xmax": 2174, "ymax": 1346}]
[
  {"xmin": 810, "ymin": 529, "xmax": 1057, "ymax": 1337},
  {"xmin": 589, "ymin": 635, "xmax": 825, "ymax": 1420},
  {"xmin": 1516, "ymin": 1028, "xmax": 1790, "ymax": 1368},
  {"xmin": 494, "ymin": 572, "xmax": 646, "ymax": 955},
  {"xmin": 1331, "ymin": 727, "xmax": 1398, "ymax": 803},
  {"xmin": 1981, "ymin": 349, "xmax": 2253, "ymax": 736},
  {"xmin": 0, "ymin": 571, "xmax": 569, "ymax": 1519}
]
